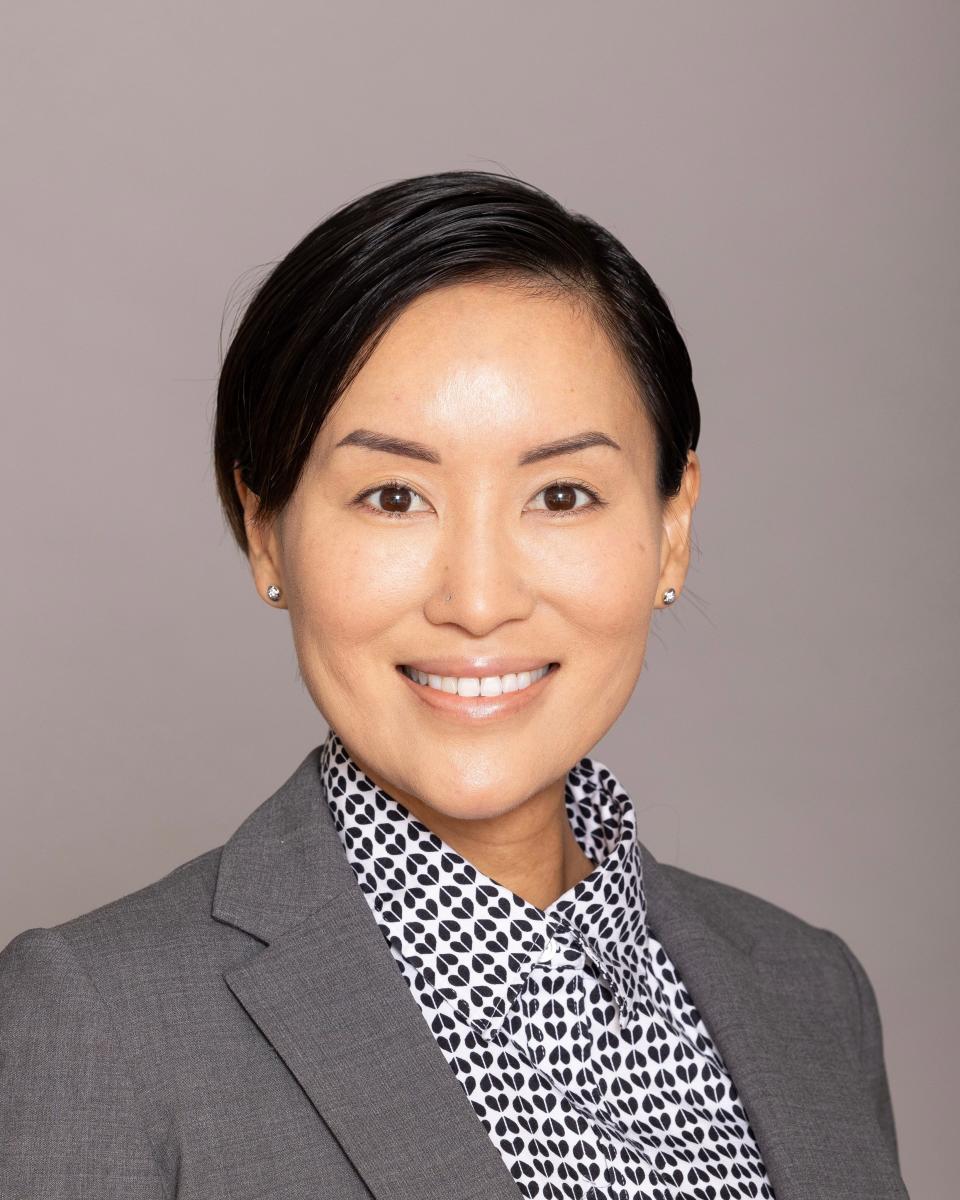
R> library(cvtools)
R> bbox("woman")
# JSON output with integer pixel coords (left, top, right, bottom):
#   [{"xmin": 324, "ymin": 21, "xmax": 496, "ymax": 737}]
[{"xmin": 0, "ymin": 172, "xmax": 908, "ymax": 1200}]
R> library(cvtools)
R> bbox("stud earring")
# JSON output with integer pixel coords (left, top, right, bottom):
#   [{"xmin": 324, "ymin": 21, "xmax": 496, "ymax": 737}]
[
  {"xmin": 266, "ymin": 584, "xmax": 282, "ymax": 602},
  {"xmin": 662, "ymin": 587, "xmax": 677, "ymax": 605}
]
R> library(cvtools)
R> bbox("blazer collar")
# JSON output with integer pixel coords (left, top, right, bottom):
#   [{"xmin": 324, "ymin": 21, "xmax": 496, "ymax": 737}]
[{"xmin": 212, "ymin": 745, "xmax": 906, "ymax": 1200}]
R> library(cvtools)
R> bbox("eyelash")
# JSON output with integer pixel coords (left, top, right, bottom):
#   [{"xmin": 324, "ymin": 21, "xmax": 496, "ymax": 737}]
[{"xmin": 351, "ymin": 478, "xmax": 607, "ymax": 521}]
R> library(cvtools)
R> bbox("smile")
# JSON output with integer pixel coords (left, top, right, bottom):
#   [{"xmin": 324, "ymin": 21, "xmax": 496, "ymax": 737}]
[
  {"xmin": 399, "ymin": 663, "xmax": 557, "ymax": 696},
  {"xmin": 396, "ymin": 661, "xmax": 560, "ymax": 721}
]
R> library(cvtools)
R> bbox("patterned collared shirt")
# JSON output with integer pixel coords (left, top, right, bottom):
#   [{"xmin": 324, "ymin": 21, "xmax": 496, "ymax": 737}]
[{"xmin": 320, "ymin": 728, "xmax": 775, "ymax": 1200}]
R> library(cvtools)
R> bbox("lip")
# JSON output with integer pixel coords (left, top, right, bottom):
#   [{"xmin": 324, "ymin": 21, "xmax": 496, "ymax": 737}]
[
  {"xmin": 397, "ymin": 662, "xmax": 560, "ymax": 722},
  {"xmin": 398, "ymin": 657, "xmax": 557, "ymax": 677}
]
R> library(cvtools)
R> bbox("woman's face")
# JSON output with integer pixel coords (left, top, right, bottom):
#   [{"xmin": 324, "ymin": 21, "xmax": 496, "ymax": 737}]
[{"xmin": 239, "ymin": 280, "xmax": 700, "ymax": 823}]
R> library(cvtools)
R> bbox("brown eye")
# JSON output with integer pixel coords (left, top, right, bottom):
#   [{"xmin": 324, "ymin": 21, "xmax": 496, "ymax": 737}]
[
  {"xmin": 542, "ymin": 483, "xmax": 579, "ymax": 512},
  {"xmin": 379, "ymin": 484, "xmax": 414, "ymax": 513},
  {"xmin": 530, "ymin": 481, "xmax": 604, "ymax": 516},
  {"xmin": 353, "ymin": 480, "xmax": 431, "ymax": 518}
]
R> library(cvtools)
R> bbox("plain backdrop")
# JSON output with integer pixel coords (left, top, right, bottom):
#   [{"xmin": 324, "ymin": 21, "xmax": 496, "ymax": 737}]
[{"xmin": 2, "ymin": 2, "xmax": 957, "ymax": 1194}]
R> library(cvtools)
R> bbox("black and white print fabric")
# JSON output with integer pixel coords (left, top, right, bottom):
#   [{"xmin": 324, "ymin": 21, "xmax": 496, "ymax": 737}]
[{"xmin": 320, "ymin": 729, "xmax": 775, "ymax": 1200}]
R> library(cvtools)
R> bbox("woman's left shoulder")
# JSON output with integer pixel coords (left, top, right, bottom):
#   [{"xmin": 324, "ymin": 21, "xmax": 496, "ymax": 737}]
[
  {"xmin": 648, "ymin": 855, "xmax": 904, "ymax": 1171},
  {"xmin": 652, "ymin": 855, "xmax": 860, "ymax": 960},
  {"xmin": 650, "ymin": 856, "xmax": 890, "ymax": 1071}
]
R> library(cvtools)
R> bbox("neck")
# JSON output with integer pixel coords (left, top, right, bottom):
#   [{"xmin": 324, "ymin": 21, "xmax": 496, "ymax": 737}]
[
  {"xmin": 349, "ymin": 757, "xmax": 595, "ymax": 910},
  {"xmin": 409, "ymin": 783, "xmax": 597, "ymax": 910}
]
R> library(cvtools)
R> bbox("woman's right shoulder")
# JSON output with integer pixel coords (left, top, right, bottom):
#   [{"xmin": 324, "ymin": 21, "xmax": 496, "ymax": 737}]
[
  {"xmin": 0, "ymin": 847, "xmax": 234, "ymax": 1200},
  {"xmin": 0, "ymin": 842, "xmax": 230, "ymax": 998}
]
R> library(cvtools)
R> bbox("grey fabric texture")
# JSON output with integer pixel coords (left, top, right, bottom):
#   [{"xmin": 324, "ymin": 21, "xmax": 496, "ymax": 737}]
[{"xmin": 0, "ymin": 746, "xmax": 910, "ymax": 1200}]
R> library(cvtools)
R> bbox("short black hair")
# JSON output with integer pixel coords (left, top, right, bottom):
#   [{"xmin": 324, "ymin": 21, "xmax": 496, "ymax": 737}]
[{"xmin": 214, "ymin": 170, "xmax": 700, "ymax": 555}]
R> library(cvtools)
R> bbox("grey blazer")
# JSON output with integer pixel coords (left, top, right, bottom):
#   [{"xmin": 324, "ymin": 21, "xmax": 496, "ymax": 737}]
[{"xmin": 0, "ymin": 746, "xmax": 909, "ymax": 1200}]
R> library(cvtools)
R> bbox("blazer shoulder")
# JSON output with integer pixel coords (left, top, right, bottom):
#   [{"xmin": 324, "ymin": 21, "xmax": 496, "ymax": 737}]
[
  {"xmin": 651, "ymin": 857, "xmax": 904, "ymax": 1177},
  {"xmin": 1, "ymin": 841, "xmax": 233, "ymax": 992},
  {"xmin": 649, "ymin": 858, "xmax": 885, "ymax": 1069},
  {"xmin": 652, "ymin": 857, "xmax": 839, "ymax": 957},
  {"xmin": 67, "ymin": 843, "xmax": 223, "ymax": 939},
  {"xmin": 0, "ymin": 847, "xmax": 233, "ymax": 1198}
]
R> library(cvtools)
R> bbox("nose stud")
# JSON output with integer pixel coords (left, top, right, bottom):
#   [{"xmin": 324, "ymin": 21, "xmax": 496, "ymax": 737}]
[
  {"xmin": 267, "ymin": 584, "xmax": 282, "ymax": 602},
  {"xmin": 662, "ymin": 587, "xmax": 677, "ymax": 605}
]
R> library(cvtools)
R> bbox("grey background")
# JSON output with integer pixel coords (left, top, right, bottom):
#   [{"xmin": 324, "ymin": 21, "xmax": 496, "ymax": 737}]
[{"xmin": 1, "ymin": 3, "xmax": 956, "ymax": 1194}]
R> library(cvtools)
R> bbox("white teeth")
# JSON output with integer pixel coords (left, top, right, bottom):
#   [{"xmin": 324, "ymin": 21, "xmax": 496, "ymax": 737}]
[{"xmin": 401, "ymin": 664, "xmax": 553, "ymax": 695}]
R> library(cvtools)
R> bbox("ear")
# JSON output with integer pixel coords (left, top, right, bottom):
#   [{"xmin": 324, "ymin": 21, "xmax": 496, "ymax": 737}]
[
  {"xmin": 233, "ymin": 465, "xmax": 287, "ymax": 609},
  {"xmin": 656, "ymin": 450, "xmax": 701, "ymax": 608}
]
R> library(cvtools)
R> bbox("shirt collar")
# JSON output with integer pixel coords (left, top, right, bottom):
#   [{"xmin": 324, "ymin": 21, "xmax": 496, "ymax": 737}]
[{"xmin": 319, "ymin": 728, "xmax": 649, "ymax": 1036}]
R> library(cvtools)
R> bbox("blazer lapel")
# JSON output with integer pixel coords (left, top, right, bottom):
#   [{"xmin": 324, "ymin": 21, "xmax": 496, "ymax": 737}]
[
  {"xmin": 640, "ymin": 848, "xmax": 907, "ymax": 1200},
  {"xmin": 212, "ymin": 747, "xmax": 523, "ymax": 1200}
]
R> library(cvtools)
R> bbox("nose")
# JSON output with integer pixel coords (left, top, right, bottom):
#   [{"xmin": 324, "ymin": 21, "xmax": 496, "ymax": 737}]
[{"xmin": 422, "ymin": 497, "xmax": 535, "ymax": 634}]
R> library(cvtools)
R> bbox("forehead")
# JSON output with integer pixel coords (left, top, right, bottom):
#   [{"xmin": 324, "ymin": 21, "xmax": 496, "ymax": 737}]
[{"xmin": 320, "ymin": 280, "xmax": 649, "ymax": 454}]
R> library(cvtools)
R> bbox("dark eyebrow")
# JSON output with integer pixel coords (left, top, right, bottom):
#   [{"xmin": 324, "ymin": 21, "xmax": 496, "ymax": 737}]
[
  {"xmin": 334, "ymin": 428, "xmax": 621, "ymax": 466},
  {"xmin": 517, "ymin": 431, "xmax": 621, "ymax": 466}
]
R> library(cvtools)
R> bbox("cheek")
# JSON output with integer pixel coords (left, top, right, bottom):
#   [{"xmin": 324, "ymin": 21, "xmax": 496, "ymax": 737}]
[
  {"xmin": 541, "ymin": 519, "xmax": 660, "ymax": 642},
  {"xmin": 284, "ymin": 520, "xmax": 419, "ymax": 655}
]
